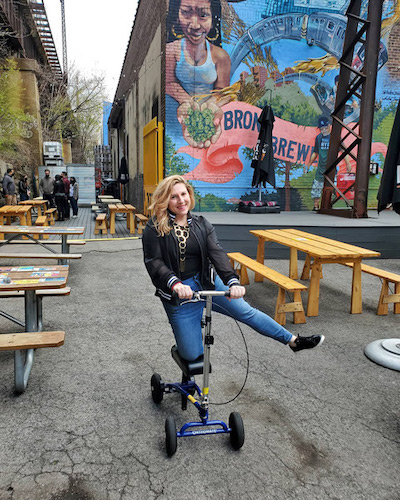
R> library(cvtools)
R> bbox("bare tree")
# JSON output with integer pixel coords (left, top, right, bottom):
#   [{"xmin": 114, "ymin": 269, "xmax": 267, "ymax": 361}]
[{"xmin": 38, "ymin": 64, "xmax": 106, "ymax": 163}]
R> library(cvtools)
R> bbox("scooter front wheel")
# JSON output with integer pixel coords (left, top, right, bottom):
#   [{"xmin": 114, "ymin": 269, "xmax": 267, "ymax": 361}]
[
  {"xmin": 229, "ymin": 412, "xmax": 245, "ymax": 450},
  {"xmin": 151, "ymin": 373, "xmax": 164, "ymax": 404},
  {"xmin": 165, "ymin": 416, "xmax": 177, "ymax": 457}
]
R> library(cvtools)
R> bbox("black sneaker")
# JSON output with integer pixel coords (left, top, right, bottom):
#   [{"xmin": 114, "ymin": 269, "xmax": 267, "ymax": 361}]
[{"xmin": 290, "ymin": 335, "xmax": 325, "ymax": 352}]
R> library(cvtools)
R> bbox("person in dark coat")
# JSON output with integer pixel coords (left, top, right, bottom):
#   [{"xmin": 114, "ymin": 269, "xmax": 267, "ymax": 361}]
[
  {"xmin": 53, "ymin": 174, "xmax": 66, "ymax": 221},
  {"xmin": 61, "ymin": 171, "xmax": 70, "ymax": 220},
  {"xmin": 18, "ymin": 175, "xmax": 30, "ymax": 201},
  {"xmin": 143, "ymin": 175, "xmax": 324, "ymax": 361}
]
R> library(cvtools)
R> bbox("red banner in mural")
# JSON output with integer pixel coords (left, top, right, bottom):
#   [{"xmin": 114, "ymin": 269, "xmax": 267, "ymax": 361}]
[{"xmin": 178, "ymin": 102, "xmax": 387, "ymax": 184}]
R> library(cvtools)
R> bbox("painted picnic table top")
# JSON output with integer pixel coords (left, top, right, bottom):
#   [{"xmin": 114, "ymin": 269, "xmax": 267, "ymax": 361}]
[{"xmin": 0, "ymin": 265, "xmax": 69, "ymax": 291}]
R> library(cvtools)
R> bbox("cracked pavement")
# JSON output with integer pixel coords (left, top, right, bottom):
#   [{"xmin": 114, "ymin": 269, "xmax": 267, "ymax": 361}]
[{"xmin": 0, "ymin": 238, "xmax": 399, "ymax": 499}]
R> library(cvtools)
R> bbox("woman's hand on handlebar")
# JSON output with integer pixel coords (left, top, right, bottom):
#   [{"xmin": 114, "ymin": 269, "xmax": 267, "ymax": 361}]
[
  {"xmin": 172, "ymin": 283, "xmax": 194, "ymax": 299},
  {"xmin": 229, "ymin": 285, "xmax": 246, "ymax": 299}
]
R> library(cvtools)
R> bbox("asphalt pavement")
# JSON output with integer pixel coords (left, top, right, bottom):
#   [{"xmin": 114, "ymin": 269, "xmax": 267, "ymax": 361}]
[{"xmin": 0, "ymin": 238, "xmax": 399, "ymax": 500}]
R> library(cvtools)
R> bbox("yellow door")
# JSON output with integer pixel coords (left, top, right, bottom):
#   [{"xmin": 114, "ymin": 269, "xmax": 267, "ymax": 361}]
[{"xmin": 143, "ymin": 118, "xmax": 163, "ymax": 217}]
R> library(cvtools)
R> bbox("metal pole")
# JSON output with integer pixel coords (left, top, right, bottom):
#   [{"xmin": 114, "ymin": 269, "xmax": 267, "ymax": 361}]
[{"xmin": 353, "ymin": 0, "xmax": 383, "ymax": 217}]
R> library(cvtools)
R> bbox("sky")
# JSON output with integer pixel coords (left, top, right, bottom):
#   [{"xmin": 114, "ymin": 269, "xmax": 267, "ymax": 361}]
[{"xmin": 44, "ymin": 0, "xmax": 139, "ymax": 101}]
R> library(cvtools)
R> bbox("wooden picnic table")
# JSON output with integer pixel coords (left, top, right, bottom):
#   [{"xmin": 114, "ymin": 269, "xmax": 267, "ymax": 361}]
[
  {"xmin": 0, "ymin": 264, "xmax": 68, "ymax": 392},
  {"xmin": 108, "ymin": 203, "xmax": 136, "ymax": 235},
  {"xmin": 0, "ymin": 225, "xmax": 84, "ymax": 264},
  {"xmin": 0, "ymin": 205, "xmax": 33, "ymax": 227},
  {"xmin": 19, "ymin": 199, "xmax": 48, "ymax": 216},
  {"xmin": 250, "ymin": 228, "xmax": 381, "ymax": 317}
]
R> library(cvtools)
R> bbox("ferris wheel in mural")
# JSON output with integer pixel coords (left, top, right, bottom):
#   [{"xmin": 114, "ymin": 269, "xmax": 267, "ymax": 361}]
[{"xmin": 228, "ymin": 2, "xmax": 389, "ymax": 123}]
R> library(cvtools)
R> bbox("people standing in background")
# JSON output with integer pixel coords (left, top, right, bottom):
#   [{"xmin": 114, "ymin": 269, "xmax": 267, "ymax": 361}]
[
  {"xmin": 61, "ymin": 171, "xmax": 70, "ymax": 220},
  {"xmin": 18, "ymin": 175, "xmax": 30, "ymax": 201},
  {"xmin": 39, "ymin": 169, "xmax": 54, "ymax": 208},
  {"xmin": 3, "ymin": 168, "xmax": 16, "ymax": 205},
  {"xmin": 53, "ymin": 174, "xmax": 66, "ymax": 221},
  {"xmin": 69, "ymin": 177, "xmax": 79, "ymax": 218}
]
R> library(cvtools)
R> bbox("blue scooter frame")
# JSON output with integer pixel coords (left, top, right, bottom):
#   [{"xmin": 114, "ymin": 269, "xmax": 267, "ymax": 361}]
[{"xmin": 151, "ymin": 290, "xmax": 245, "ymax": 456}]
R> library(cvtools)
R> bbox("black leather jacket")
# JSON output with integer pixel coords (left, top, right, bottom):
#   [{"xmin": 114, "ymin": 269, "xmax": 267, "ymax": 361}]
[{"xmin": 143, "ymin": 214, "xmax": 239, "ymax": 304}]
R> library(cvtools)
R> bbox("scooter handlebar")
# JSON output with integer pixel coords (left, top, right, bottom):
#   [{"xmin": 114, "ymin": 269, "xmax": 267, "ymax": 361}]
[{"xmin": 171, "ymin": 289, "xmax": 231, "ymax": 300}]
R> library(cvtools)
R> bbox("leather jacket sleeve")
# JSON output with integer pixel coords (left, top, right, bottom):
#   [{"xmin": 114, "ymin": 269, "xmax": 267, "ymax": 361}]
[{"xmin": 143, "ymin": 222, "xmax": 181, "ymax": 291}]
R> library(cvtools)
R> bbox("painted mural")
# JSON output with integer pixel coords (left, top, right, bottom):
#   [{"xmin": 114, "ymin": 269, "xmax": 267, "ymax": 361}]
[{"xmin": 165, "ymin": 0, "xmax": 399, "ymax": 211}]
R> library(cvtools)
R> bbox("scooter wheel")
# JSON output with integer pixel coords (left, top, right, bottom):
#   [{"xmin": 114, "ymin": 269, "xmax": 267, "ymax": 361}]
[
  {"xmin": 229, "ymin": 412, "xmax": 245, "ymax": 450},
  {"xmin": 151, "ymin": 373, "xmax": 163, "ymax": 404},
  {"xmin": 165, "ymin": 416, "xmax": 177, "ymax": 457}
]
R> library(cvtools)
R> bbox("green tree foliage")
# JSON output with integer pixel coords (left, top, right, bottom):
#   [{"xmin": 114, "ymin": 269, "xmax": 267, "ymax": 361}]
[
  {"xmin": 269, "ymin": 95, "xmax": 319, "ymax": 126},
  {"xmin": 373, "ymin": 101, "xmax": 397, "ymax": 145},
  {"xmin": 165, "ymin": 135, "xmax": 190, "ymax": 176},
  {"xmin": 38, "ymin": 65, "xmax": 106, "ymax": 162},
  {"xmin": 0, "ymin": 59, "xmax": 34, "ymax": 152}
]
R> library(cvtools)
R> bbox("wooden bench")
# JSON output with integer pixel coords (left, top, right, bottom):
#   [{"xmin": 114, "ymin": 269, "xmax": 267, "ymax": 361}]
[
  {"xmin": 0, "ymin": 330, "xmax": 65, "ymax": 394},
  {"xmin": 0, "ymin": 287, "xmax": 71, "ymax": 330},
  {"xmin": 343, "ymin": 262, "xmax": 400, "ymax": 315},
  {"xmin": 135, "ymin": 214, "xmax": 148, "ymax": 235},
  {"xmin": 228, "ymin": 252, "xmax": 307, "ymax": 326},
  {"xmin": 7, "ymin": 239, "xmax": 86, "ymax": 246},
  {"xmin": 0, "ymin": 252, "xmax": 82, "ymax": 265},
  {"xmin": 94, "ymin": 213, "xmax": 107, "ymax": 235},
  {"xmin": 34, "ymin": 215, "xmax": 49, "ymax": 239},
  {"xmin": 45, "ymin": 207, "xmax": 57, "ymax": 225}
]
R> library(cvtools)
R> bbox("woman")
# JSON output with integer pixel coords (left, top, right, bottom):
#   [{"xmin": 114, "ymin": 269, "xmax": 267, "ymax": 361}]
[
  {"xmin": 18, "ymin": 175, "xmax": 30, "ymax": 201},
  {"xmin": 53, "ymin": 174, "xmax": 66, "ymax": 222},
  {"xmin": 143, "ymin": 175, "xmax": 324, "ymax": 362},
  {"xmin": 69, "ymin": 177, "xmax": 79, "ymax": 218},
  {"xmin": 166, "ymin": 0, "xmax": 230, "ymax": 148}
]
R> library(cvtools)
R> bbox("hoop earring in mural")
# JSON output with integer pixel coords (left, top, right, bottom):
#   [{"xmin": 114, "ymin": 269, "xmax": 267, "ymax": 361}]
[
  {"xmin": 171, "ymin": 25, "xmax": 184, "ymax": 39},
  {"xmin": 206, "ymin": 26, "xmax": 219, "ymax": 42}
]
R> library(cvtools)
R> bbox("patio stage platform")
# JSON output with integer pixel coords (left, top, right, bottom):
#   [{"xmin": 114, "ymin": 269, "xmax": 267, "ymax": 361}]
[{"xmin": 198, "ymin": 209, "xmax": 400, "ymax": 259}]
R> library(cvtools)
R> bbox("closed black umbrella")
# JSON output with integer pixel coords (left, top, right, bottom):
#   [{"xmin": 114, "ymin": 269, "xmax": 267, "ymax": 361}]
[
  {"xmin": 377, "ymin": 99, "xmax": 400, "ymax": 214},
  {"xmin": 251, "ymin": 103, "xmax": 276, "ymax": 200}
]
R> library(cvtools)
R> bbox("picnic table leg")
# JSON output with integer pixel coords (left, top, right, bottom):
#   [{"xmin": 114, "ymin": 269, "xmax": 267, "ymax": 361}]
[
  {"xmin": 0, "ymin": 215, "xmax": 4, "ymax": 240},
  {"xmin": 26, "ymin": 210, "xmax": 32, "ymax": 225},
  {"xmin": 394, "ymin": 283, "xmax": 400, "ymax": 314},
  {"xmin": 289, "ymin": 248, "xmax": 298, "ymax": 279},
  {"xmin": 376, "ymin": 279, "xmax": 389, "ymax": 316},
  {"xmin": 255, "ymin": 238, "xmax": 265, "ymax": 282},
  {"xmin": 350, "ymin": 260, "xmax": 363, "ymax": 314},
  {"xmin": 306, "ymin": 259, "xmax": 322, "ymax": 317},
  {"xmin": 19, "ymin": 214, "xmax": 29, "ymax": 240},
  {"xmin": 127, "ymin": 212, "xmax": 135, "ymax": 234},
  {"xmin": 60, "ymin": 234, "xmax": 69, "ymax": 265},
  {"xmin": 37, "ymin": 205, "xmax": 43, "ymax": 217},
  {"xmin": 15, "ymin": 290, "xmax": 38, "ymax": 394},
  {"xmin": 301, "ymin": 255, "xmax": 311, "ymax": 280},
  {"xmin": 109, "ymin": 212, "xmax": 116, "ymax": 235}
]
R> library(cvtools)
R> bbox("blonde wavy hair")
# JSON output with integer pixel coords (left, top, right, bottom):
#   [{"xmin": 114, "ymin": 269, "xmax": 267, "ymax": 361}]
[{"xmin": 149, "ymin": 175, "xmax": 195, "ymax": 236}]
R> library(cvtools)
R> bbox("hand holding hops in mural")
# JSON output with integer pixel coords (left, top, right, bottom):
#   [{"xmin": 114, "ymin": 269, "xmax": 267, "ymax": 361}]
[
  {"xmin": 199, "ymin": 100, "xmax": 223, "ymax": 147},
  {"xmin": 177, "ymin": 99, "xmax": 202, "ymax": 148},
  {"xmin": 178, "ymin": 98, "xmax": 223, "ymax": 149}
]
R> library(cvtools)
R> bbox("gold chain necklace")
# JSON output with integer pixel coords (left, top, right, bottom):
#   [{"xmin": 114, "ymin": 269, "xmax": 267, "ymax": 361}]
[{"xmin": 173, "ymin": 222, "xmax": 190, "ymax": 272}]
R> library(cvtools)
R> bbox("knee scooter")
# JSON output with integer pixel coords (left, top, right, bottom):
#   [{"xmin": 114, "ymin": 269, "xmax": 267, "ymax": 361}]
[{"xmin": 150, "ymin": 290, "xmax": 245, "ymax": 456}]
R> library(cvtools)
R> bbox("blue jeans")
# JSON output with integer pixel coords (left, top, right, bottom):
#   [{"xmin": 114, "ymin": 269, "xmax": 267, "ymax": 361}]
[
  {"xmin": 162, "ymin": 274, "xmax": 293, "ymax": 361},
  {"xmin": 69, "ymin": 197, "xmax": 78, "ymax": 216}
]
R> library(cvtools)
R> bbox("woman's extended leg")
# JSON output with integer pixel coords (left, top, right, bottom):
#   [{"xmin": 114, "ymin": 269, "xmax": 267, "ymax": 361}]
[{"xmin": 212, "ymin": 275, "xmax": 293, "ymax": 345}]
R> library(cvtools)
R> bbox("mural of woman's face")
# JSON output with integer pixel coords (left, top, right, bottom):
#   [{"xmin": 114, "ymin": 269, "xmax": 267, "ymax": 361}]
[{"xmin": 178, "ymin": 0, "xmax": 212, "ymax": 45}]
